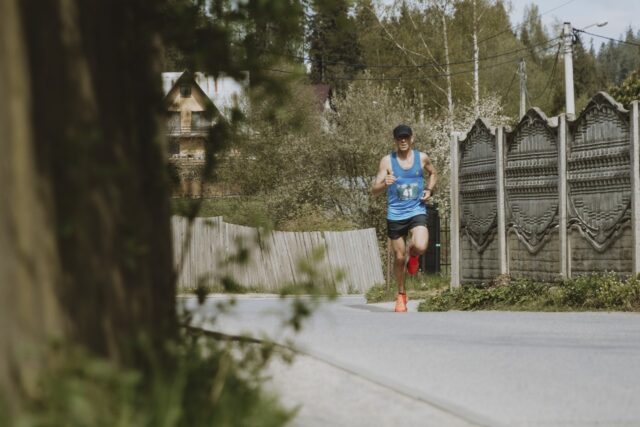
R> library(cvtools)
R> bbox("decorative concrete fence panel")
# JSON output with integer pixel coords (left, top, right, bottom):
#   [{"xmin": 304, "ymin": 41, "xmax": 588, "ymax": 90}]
[
  {"xmin": 458, "ymin": 119, "xmax": 500, "ymax": 283},
  {"xmin": 450, "ymin": 92, "xmax": 640, "ymax": 286},
  {"xmin": 567, "ymin": 93, "xmax": 633, "ymax": 275},
  {"xmin": 505, "ymin": 108, "xmax": 561, "ymax": 281},
  {"xmin": 172, "ymin": 216, "xmax": 384, "ymax": 294}
]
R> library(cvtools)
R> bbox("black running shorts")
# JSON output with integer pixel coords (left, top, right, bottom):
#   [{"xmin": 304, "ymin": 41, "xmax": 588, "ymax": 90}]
[{"xmin": 386, "ymin": 214, "xmax": 428, "ymax": 240}]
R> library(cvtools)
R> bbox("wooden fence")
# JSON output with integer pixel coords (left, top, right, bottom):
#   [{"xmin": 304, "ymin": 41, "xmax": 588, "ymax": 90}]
[{"xmin": 172, "ymin": 216, "xmax": 384, "ymax": 293}]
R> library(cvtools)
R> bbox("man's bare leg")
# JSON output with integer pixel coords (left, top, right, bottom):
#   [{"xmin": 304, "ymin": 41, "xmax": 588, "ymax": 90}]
[
  {"xmin": 408, "ymin": 225, "xmax": 429, "ymax": 258},
  {"xmin": 390, "ymin": 237, "xmax": 407, "ymax": 294}
]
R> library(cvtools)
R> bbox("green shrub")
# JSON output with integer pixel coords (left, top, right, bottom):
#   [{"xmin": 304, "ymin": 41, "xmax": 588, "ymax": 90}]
[
  {"xmin": 172, "ymin": 197, "xmax": 274, "ymax": 229},
  {"xmin": 365, "ymin": 284, "xmax": 396, "ymax": 303},
  {"xmin": 610, "ymin": 68, "xmax": 640, "ymax": 107},
  {"xmin": 276, "ymin": 203, "xmax": 357, "ymax": 232},
  {"xmin": 418, "ymin": 273, "xmax": 640, "ymax": 312}
]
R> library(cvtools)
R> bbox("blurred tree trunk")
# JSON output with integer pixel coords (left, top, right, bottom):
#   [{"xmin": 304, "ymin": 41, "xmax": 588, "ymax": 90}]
[
  {"xmin": 0, "ymin": 0, "xmax": 65, "ymax": 412},
  {"xmin": 0, "ymin": 0, "xmax": 177, "ymax": 410}
]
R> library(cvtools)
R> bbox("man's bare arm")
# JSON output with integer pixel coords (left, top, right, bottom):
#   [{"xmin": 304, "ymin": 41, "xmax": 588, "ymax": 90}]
[
  {"xmin": 372, "ymin": 156, "xmax": 394, "ymax": 196},
  {"xmin": 418, "ymin": 152, "xmax": 437, "ymax": 202},
  {"xmin": 424, "ymin": 154, "xmax": 437, "ymax": 192}
]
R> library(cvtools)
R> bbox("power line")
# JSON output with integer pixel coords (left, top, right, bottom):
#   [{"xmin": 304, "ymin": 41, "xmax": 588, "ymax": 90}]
[
  {"xmin": 265, "ymin": 54, "xmax": 536, "ymax": 82},
  {"xmin": 528, "ymin": 43, "xmax": 562, "ymax": 102},
  {"xmin": 478, "ymin": 0, "xmax": 577, "ymax": 44},
  {"xmin": 264, "ymin": 36, "xmax": 561, "ymax": 70},
  {"xmin": 574, "ymin": 29, "xmax": 640, "ymax": 48},
  {"xmin": 502, "ymin": 65, "xmax": 519, "ymax": 100}
]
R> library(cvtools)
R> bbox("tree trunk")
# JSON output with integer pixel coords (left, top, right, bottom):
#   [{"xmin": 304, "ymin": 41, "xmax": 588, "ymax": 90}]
[
  {"xmin": 441, "ymin": 11, "xmax": 454, "ymax": 118},
  {"xmin": 0, "ymin": 0, "xmax": 65, "ymax": 412},
  {"xmin": 0, "ymin": 0, "xmax": 177, "ymax": 408},
  {"xmin": 472, "ymin": 0, "xmax": 480, "ymax": 117}
]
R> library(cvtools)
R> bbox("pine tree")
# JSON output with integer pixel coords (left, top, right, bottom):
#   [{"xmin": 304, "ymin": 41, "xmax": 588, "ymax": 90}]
[
  {"xmin": 308, "ymin": 0, "xmax": 363, "ymax": 91},
  {"xmin": 596, "ymin": 27, "xmax": 640, "ymax": 85},
  {"xmin": 519, "ymin": 4, "xmax": 548, "ymax": 63}
]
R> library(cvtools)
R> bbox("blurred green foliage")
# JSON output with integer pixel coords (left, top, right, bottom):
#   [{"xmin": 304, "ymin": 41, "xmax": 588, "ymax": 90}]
[{"xmin": 7, "ymin": 333, "xmax": 293, "ymax": 427}]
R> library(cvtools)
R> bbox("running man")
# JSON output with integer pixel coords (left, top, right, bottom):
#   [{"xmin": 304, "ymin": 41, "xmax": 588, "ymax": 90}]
[{"xmin": 371, "ymin": 124, "xmax": 437, "ymax": 312}]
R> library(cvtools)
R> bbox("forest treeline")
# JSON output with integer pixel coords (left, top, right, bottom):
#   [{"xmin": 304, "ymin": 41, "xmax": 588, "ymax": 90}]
[
  {"xmin": 167, "ymin": 0, "xmax": 640, "ymax": 117},
  {"xmin": 311, "ymin": 0, "xmax": 640, "ymax": 116}
]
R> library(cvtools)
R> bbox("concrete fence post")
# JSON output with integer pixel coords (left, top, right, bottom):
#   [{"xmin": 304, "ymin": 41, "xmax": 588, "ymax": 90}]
[
  {"xmin": 631, "ymin": 102, "xmax": 640, "ymax": 274},
  {"xmin": 496, "ymin": 126, "xmax": 508, "ymax": 275},
  {"xmin": 558, "ymin": 114, "xmax": 569, "ymax": 278},
  {"xmin": 450, "ymin": 132, "xmax": 461, "ymax": 288}
]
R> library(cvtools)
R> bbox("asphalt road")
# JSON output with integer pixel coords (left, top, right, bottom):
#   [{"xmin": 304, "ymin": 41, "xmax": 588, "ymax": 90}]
[{"xmin": 181, "ymin": 295, "xmax": 640, "ymax": 427}]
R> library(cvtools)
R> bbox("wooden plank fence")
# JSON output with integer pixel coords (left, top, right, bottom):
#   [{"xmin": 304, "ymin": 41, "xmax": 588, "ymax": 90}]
[{"xmin": 172, "ymin": 216, "xmax": 384, "ymax": 293}]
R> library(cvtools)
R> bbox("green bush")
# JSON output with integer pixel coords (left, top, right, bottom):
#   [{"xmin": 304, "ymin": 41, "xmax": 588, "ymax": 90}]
[
  {"xmin": 365, "ymin": 284, "xmax": 396, "ymax": 303},
  {"xmin": 172, "ymin": 197, "xmax": 274, "ymax": 229},
  {"xmin": 418, "ymin": 273, "xmax": 640, "ymax": 312},
  {"xmin": 610, "ymin": 68, "xmax": 640, "ymax": 107}
]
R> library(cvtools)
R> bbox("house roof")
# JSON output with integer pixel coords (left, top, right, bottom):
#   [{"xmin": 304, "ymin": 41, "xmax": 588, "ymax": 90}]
[{"xmin": 162, "ymin": 71, "xmax": 248, "ymax": 118}]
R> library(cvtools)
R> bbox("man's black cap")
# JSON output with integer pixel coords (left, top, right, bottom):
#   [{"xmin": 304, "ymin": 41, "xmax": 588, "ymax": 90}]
[{"xmin": 393, "ymin": 124, "xmax": 413, "ymax": 139}]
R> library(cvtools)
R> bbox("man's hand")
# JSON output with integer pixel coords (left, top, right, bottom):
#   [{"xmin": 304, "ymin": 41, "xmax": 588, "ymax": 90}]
[
  {"xmin": 384, "ymin": 169, "xmax": 396, "ymax": 186},
  {"xmin": 420, "ymin": 189, "xmax": 432, "ymax": 202}
]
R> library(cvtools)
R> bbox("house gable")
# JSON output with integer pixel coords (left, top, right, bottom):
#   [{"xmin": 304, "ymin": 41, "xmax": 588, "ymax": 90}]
[
  {"xmin": 162, "ymin": 71, "xmax": 247, "ymax": 120},
  {"xmin": 163, "ymin": 71, "xmax": 215, "ymax": 114}
]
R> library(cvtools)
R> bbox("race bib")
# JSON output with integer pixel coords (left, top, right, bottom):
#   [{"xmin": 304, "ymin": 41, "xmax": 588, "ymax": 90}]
[{"xmin": 396, "ymin": 183, "xmax": 419, "ymax": 200}]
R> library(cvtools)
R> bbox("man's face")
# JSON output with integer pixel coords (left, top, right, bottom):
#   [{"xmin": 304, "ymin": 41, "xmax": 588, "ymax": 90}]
[{"xmin": 394, "ymin": 134, "xmax": 413, "ymax": 152}]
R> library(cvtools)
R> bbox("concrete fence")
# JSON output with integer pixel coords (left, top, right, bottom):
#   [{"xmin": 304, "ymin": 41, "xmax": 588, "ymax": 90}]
[
  {"xmin": 450, "ymin": 92, "xmax": 640, "ymax": 286},
  {"xmin": 172, "ymin": 216, "xmax": 384, "ymax": 293}
]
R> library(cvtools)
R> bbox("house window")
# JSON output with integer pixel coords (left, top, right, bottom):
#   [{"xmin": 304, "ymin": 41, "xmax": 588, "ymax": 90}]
[
  {"xmin": 180, "ymin": 84, "xmax": 191, "ymax": 98},
  {"xmin": 167, "ymin": 112, "xmax": 180, "ymax": 134},
  {"xmin": 192, "ymin": 112, "xmax": 211, "ymax": 131}
]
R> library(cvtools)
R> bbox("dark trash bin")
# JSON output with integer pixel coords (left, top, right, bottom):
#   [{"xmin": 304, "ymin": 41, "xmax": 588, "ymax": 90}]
[{"xmin": 420, "ymin": 203, "xmax": 440, "ymax": 274}]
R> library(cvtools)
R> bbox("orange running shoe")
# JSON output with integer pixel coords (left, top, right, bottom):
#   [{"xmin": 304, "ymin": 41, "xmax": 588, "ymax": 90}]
[
  {"xmin": 401, "ymin": 292, "xmax": 408, "ymax": 305},
  {"xmin": 394, "ymin": 293, "xmax": 407, "ymax": 312}
]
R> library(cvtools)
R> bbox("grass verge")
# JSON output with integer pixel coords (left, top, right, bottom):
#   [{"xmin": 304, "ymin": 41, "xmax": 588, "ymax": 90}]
[
  {"xmin": 172, "ymin": 196, "xmax": 274, "ymax": 228},
  {"xmin": 171, "ymin": 197, "xmax": 357, "ymax": 232},
  {"xmin": 365, "ymin": 274, "xmax": 450, "ymax": 303},
  {"xmin": 418, "ymin": 273, "xmax": 640, "ymax": 312}
]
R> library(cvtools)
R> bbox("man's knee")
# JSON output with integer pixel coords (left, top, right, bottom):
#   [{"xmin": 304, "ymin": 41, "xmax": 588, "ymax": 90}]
[
  {"xmin": 413, "ymin": 241, "xmax": 428, "ymax": 255},
  {"xmin": 410, "ymin": 226, "xmax": 429, "ymax": 255}
]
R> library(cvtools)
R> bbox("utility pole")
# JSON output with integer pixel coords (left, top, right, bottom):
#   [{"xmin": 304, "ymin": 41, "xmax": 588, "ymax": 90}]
[
  {"xmin": 563, "ymin": 22, "xmax": 576, "ymax": 117},
  {"xmin": 519, "ymin": 58, "xmax": 527, "ymax": 118}
]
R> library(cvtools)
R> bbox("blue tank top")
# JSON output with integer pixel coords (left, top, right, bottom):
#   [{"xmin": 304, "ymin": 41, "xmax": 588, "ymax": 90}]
[{"xmin": 387, "ymin": 150, "xmax": 426, "ymax": 220}]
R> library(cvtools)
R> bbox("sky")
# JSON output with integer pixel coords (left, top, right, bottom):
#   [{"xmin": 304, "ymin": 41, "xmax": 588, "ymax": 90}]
[
  {"xmin": 507, "ymin": 0, "xmax": 640, "ymax": 45},
  {"xmin": 379, "ymin": 0, "xmax": 639, "ymax": 49}
]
